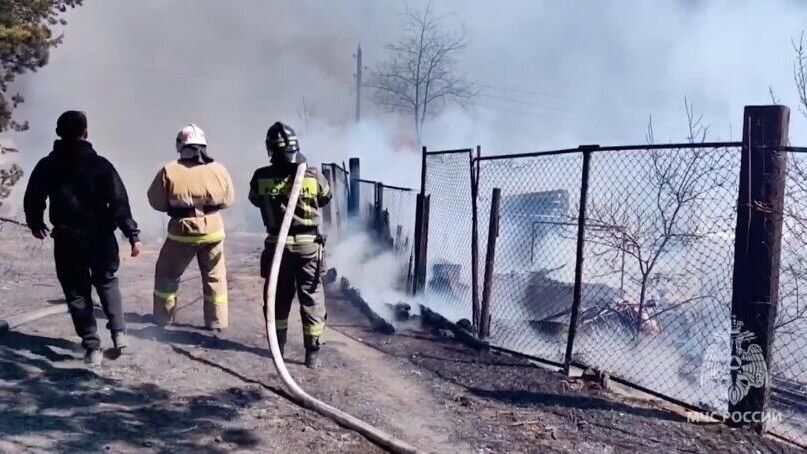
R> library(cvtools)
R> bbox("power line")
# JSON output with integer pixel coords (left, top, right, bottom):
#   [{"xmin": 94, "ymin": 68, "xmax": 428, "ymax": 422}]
[
  {"xmin": 477, "ymin": 93, "xmax": 574, "ymax": 113},
  {"xmin": 481, "ymin": 83, "xmax": 581, "ymax": 102},
  {"xmin": 472, "ymin": 102, "xmax": 571, "ymax": 119}
]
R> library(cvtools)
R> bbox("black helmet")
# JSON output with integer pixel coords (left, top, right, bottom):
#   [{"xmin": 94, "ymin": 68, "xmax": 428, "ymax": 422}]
[{"xmin": 266, "ymin": 121, "xmax": 300, "ymax": 154}]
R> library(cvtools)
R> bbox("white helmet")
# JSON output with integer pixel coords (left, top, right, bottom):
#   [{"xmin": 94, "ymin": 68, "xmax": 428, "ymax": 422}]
[{"xmin": 175, "ymin": 123, "xmax": 207, "ymax": 153}]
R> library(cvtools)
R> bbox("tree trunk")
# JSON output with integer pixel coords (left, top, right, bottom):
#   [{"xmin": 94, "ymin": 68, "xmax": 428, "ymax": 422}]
[
  {"xmin": 635, "ymin": 278, "xmax": 648, "ymax": 336},
  {"xmin": 415, "ymin": 111, "xmax": 422, "ymax": 145}
]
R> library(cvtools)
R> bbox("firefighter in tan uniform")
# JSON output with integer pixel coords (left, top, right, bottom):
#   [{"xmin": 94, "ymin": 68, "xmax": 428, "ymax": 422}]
[
  {"xmin": 148, "ymin": 124, "xmax": 235, "ymax": 331},
  {"xmin": 249, "ymin": 121, "xmax": 331, "ymax": 368}
]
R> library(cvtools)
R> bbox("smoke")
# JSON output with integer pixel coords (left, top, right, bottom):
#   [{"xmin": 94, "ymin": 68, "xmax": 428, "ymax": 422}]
[
  {"xmin": 1, "ymin": 0, "xmax": 807, "ymax": 321},
  {"xmin": 2, "ymin": 0, "xmax": 806, "ymax": 226},
  {"xmin": 327, "ymin": 232, "xmax": 414, "ymax": 321}
]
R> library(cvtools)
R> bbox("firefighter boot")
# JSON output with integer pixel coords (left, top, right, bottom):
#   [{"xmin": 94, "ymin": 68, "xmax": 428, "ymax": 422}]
[
  {"xmin": 84, "ymin": 348, "xmax": 102, "ymax": 366},
  {"xmin": 276, "ymin": 328, "xmax": 287, "ymax": 359},
  {"xmin": 304, "ymin": 336, "xmax": 321, "ymax": 369},
  {"xmin": 112, "ymin": 331, "xmax": 128, "ymax": 353}
]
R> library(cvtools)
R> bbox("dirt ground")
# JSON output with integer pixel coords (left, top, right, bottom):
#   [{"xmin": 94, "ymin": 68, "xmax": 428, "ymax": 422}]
[{"xmin": 0, "ymin": 225, "xmax": 801, "ymax": 453}]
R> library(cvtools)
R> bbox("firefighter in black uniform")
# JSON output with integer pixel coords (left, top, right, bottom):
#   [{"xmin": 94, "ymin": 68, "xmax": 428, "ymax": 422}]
[
  {"xmin": 23, "ymin": 111, "xmax": 142, "ymax": 365},
  {"xmin": 249, "ymin": 121, "xmax": 331, "ymax": 368}
]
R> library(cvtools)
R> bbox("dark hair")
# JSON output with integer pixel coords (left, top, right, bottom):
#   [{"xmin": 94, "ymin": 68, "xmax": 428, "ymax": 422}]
[{"xmin": 56, "ymin": 111, "xmax": 88, "ymax": 140}]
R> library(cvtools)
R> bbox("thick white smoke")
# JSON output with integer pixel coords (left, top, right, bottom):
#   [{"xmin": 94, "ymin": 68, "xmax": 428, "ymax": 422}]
[
  {"xmin": 2, "ymin": 0, "xmax": 807, "ymax": 312},
  {"xmin": 3, "ymin": 1, "xmax": 807, "ymax": 227}
]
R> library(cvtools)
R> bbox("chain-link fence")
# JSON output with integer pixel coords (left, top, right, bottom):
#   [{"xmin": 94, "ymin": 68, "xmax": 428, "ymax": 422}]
[
  {"xmin": 355, "ymin": 179, "xmax": 376, "ymax": 231},
  {"xmin": 423, "ymin": 149, "xmax": 475, "ymax": 323},
  {"xmin": 574, "ymin": 145, "xmax": 739, "ymax": 414},
  {"xmin": 476, "ymin": 153, "xmax": 583, "ymax": 364},
  {"xmin": 417, "ymin": 140, "xmax": 807, "ymax": 448},
  {"xmin": 320, "ymin": 139, "xmax": 806, "ymax": 446},
  {"xmin": 770, "ymin": 150, "xmax": 807, "ymax": 446},
  {"xmin": 383, "ymin": 185, "xmax": 417, "ymax": 292}
]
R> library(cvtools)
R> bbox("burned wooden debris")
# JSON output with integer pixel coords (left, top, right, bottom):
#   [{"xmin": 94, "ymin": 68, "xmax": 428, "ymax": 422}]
[{"xmin": 339, "ymin": 277, "xmax": 395, "ymax": 335}]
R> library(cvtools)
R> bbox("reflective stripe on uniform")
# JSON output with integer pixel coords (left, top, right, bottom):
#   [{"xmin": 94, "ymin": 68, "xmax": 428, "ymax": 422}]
[
  {"xmin": 204, "ymin": 293, "xmax": 228, "ymax": 305},
  {"xmin": 303, "ymin": 322, "xmax": 325, "ymax": 337},
  {"xmin": 299, "ymin": 203, "xmax": 318, "ymax": 215},
  {"xmin": 266, "ymin": 234, "xmax": 318, "ymax": 245},
  {"xmin": 154, "ymin": 290, "xmax": 177, "ymax": 309},
  {"xmin": 276, "ymin": 319, "xmax": 289, "ymax": 330},
  {"xmin": 167, "ymin": 230, "xmax": 226, "ymax": 244}
]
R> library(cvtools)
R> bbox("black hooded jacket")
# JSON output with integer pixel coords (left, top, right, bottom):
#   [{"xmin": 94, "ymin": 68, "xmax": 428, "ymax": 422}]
[{"xmin": 23, "ymin": 140, "xmax": 140, "ymax": 243}]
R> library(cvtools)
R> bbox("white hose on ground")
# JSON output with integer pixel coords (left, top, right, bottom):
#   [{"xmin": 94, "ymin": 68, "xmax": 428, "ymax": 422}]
[
  {"xmin": 0, "ymin": 305, "xmax": 69, "ymax": 334},
  {"xmin": 263, "ymin": 162, "xmax": 423, "ymax": 454}
]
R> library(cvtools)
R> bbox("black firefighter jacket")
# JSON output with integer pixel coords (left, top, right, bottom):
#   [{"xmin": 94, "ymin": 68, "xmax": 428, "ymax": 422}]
[{"xmin": 248, "ymin": 153, "xmax": 332, "ymax": 238}]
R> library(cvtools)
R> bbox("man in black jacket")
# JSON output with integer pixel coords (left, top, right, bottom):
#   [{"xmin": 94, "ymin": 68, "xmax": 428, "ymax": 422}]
[{"xmin": 23, "ymin": 111, "xmax": 142, "ymax": 365}]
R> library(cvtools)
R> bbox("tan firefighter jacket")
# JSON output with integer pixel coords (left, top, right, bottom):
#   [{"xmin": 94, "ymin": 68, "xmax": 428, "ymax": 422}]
[{"xmin": 148, "ymin": 160, "xmax": 235, "ymax": 243}]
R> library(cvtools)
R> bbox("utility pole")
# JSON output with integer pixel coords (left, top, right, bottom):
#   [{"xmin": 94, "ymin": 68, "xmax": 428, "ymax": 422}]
[{"xmin": 354, "ymin": 43, "xmax": 362, "ymax": 122}]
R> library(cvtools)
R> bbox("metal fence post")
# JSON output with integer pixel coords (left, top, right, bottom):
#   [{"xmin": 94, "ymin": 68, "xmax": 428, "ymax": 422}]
[
  {"xmin": 729, "ymin": 105, "xmax": 789, "ymax": 431},
  {"xmin": 420, "ymin": 146, "xmax": 427, "ymax": 195},
  {"xmin": 471, "ymin": 146, "xmax": 481, "ymax": 332},
  {"xmin": 412, "ymin": 147, "xmax": 429, "ymax": 296},
  {"xmin": 349, "ymin": 158, "xmax": 360, "ymax": 218},
  {"xmin": 412, "ymin": 194, "xmax": 431, "ymax": 295},
  {"xmin": 563, "ymin": 145, "xmax": 596, "ymax": 375},
  {"xmin": 374, "ymin": 182, "xmax": 384, "ymax": 238},
  {"xmin": 480, "ymin": 187, "xmax": 501, "ymax": 340},
  {"xmin": 322, "ymin": 166, "xmax": 333, "ymax": 230}
]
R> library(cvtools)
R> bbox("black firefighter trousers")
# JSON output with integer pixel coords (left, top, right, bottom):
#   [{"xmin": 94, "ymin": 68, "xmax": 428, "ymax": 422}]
[{"xmin": 53, "ymin": 230, "xmax": 125, "ymax": 351}]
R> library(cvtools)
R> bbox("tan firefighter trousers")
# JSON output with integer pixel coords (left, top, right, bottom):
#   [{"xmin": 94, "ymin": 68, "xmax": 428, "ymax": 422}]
[
  {"xmin": 261, "ymin": 240, "xmax": 327, "ymax": 347},
  {"xmin": 153, "ymin": 239, "xmax": 228, "ymax": 328}
]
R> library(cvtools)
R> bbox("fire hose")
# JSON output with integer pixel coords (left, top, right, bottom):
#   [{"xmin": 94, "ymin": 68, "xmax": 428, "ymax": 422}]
[
  {"xmin": 262, "ymin": 162, "xmax": 422, "ymax": 454},
  {"xmin": 0, "ymin": 305, "xmax": 69, "ymax": 334}
]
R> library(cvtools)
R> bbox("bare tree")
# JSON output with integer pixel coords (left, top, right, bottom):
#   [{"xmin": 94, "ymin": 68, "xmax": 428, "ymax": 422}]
[
  {"xmin": 776, "ymin": 31, "xmax": 807, "ymax": 332},
  {"xmin": 793, "ymin": 32, "xmax": 807, "ymax": 118},
  {"xmin": 368, "ymin": 1, "xmax": 476, "ymax": 142},
  {"xmin": 586, "ymin": 100, "xmax": 730, "ymax": 334}
]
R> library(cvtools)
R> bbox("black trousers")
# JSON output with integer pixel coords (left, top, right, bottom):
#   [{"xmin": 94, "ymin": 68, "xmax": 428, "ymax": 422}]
[{"xmin": 53, "ymin": 230, "xmax": 124, "ymax": 350}]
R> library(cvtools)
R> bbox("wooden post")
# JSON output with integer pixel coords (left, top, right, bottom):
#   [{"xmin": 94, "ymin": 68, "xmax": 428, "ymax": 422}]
[
  {"xmin": 470, "ymin": 146, "xmax": 481, "ymax": 333},
  {"xmin": 349, "ymin": 158, "xmax": 361, "ymax": 217},
  {"xmin": 564, "ymin": 145, "xmax": 596, "ymax": 374},
  {"xmin": 728, "ymin": 105, "xmax": 789, "ymax": 430},
  {"xmin": 480, "ymin": 187, "xmax": 501, "ymax": 339},
  {"xmin": 412, "ymin": 194, "xmax": 430, "ymax": 295},
  {"xmin": 322, "ymin": 166, "xmax": 333, "ymax": 230}
]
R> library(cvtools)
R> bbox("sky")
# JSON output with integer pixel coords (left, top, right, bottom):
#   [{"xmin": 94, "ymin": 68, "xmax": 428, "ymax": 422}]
[{"xmin": 3, "ymin": 0, "xmax": 807, "ymax": 236}]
